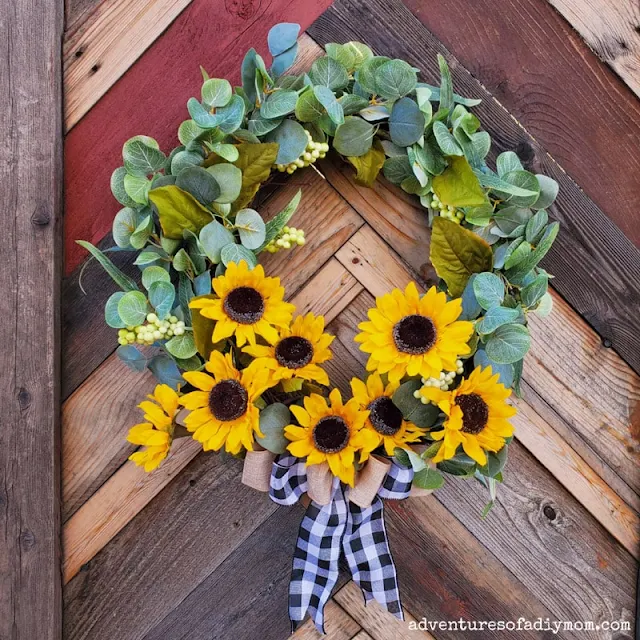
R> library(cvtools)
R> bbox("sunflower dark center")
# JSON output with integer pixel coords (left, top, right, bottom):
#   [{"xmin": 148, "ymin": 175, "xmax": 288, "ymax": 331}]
[
  {"xmin": 208, "ymin": 379, "xmax": 248, "ymax": 422},
  {"xmin": 275, "ymin": 336, "xmax": 314, "ymax": 369},
  {"xmin": 367, "ymin": 396, "xmax": 403, "ymax": 436},
  {"xmin": 456, "ymin": 393, "xmax": 489, "ymax": 435},
  {"xmin": 392, "ymin": 314, "xmax": 437, "ymax": 355},
  {"xmin": 312, "ymin": 416, "xmax": 350, "ymax": 453},
  {"xmin": 223, "ymin": 287, "xmax": 264, "ymax": 324}
]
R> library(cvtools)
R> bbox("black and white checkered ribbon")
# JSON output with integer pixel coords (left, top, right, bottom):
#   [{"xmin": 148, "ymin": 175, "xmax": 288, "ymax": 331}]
[{"xmin": 270, "ymin": 454, "xmax": 414, "ymax": 634}]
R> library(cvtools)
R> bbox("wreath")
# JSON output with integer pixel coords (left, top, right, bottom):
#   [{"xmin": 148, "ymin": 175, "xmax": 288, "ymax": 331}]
[{"xmin": 78, "ymin": 22, "xmax": 560, "ymax": 633}]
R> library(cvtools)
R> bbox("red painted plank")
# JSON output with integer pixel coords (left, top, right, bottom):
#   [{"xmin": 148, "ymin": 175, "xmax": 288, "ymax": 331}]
[
  {"xmin": 64, "ymin": 0, "xmax": 333, "ymax": 275},
  {"xmin": 402, "ymin": 0, "xmax": 640, "ymax": 249}
]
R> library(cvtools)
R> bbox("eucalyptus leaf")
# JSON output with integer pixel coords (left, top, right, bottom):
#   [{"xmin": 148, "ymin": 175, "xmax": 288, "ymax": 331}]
[
  {"xmin": 333, "ymin": 116, "xmax": 375, "ymax": 157},
  {"xmin": 206, "ymin": 163, "xmax": 242, "ymax": 204},
  {"xmin": 505, "ymin": 222, "xmax": 559, "ymax": 282},
  {"xmin": 201, "ymin": 78, "xmax": 232, "ymax": 108},
  {"xmin": 122, "ymin": 136, "xmax": 165, "ymax": 176},
  {"xmin": 165, "ymin": 332, "xmax": 198, "ymax": 359},
  {"xmin": 460, "ymin": 274, "xmax": 482, "ymax": 320},
  {"xmin": 309, "ymin": 56, "xmax": 349, "ymax": 90},
  {"xmin": 216, "ymin": 94, "xmax": 246, "ymax": 134},
  {"xmin": 193, "ymin": 271, "xmax": 212, "ymax": 296},
  {"xmin": 475, "ymin": 306, "xmax": 520, "ymax": 334},
  {"xmin": 220, "ymin": 243, "xmax": 258, "ymax": 268},
  {"xmin": 117, "ymin": 344, "xmax": 148, "ymax": 372},
  {"xmin": 141, "ymin": 265, "xmax": 171, "ymax": 290},
  {"xmin": 389, "ymin": 97, "xmax": 425, "ymax": 147},
  {"xmin": 356, "ymin": 56, "xmax": 389, "ymax": 95},
  {"xmin": 437, "ymin": 54, "xmax": 454, "ymax": 118},
  {"xmin": 111, "ymin": 167, "xmax": 137, "ymax": 207},
  {"xmin": 235, "ymin": 208, "xmax": 266, "ymax": 249},
  {"xmin": 295, "ymin": 89, "xmax": 325, "ymax": 122},
  {"xmin": 171, "ymin": 149, "xmax": 205, "ymax": 175},
  {"xmin": 123, "ymin": 173, "xmax": 151, "ymax": 205},
  {"xmin": 148, "ymin": 280, "xmax": 176, "ymax": 320},
  {"xmin": 248, "ymin": 109, "xmax": 284, "ymax": 135},
  {"xmin": 272, "ymin": 44, "xmax": 299, "ymax": 77},
  {"xmin": 473, "ymin": 272, "xmax": 504, "ymax": 309},
  {"xmin": 532, "ymin": 175, "xmax": 559, "ymax": 210},
  {"xmin": 521, "ymin": 273, "xmax": 549, "ymax": 308},
  {"xmin": 112, "ymin": 207, "xmax": 141, "ymax": 248},
  {"xmin": 268, "ymin": 23, "xmax": 300, "ymax": 57},
  {"xmin": 175, "ymin": 165, "xmax": 221, "ymax": 205},
  {"xmin": 535, "ymin": 292, "xmax": 553, "ymax": 317},
  {"xmin": 199, "ymin": 220, "xmax": 235, "ymax": 263},
  {"xmin": 117, "ymin": 290, "xmax": 148, "ymax": 326},
  {"xmin": 261, "ymin": 89, "xmax": 298, "ymax": 119},
  {"xmin": 105, "ymin": 292, "xmax": 126, "ymax": 328},
  {"xmin": 256, "ymin": 403, "xmax": 291, "ymax": 454},
  {"xmin": 525, "ymin": 209, "xmax": 548, "ymax": 243},
  {"xmin": 375, "ymin": 59, "xmax": 417, "ymax": 100},
  {"xmin": 392, "ymin": 379, "xmax": 442, "ymax": 429},
  {"xmin": 313, "ymin": 85, "xmax": 344, "ymax": 125},
  {"xmin": 485, "ymin": 324, "xmax": 531, "ymax": 364},
  {"xmin": 496, "ymin": 151, "xmax": 523, "ymax": 177},
  {"xmin": 265, "ymin": 119, "xmax": 308, "ymax": 164},
  {"xmin": 432, "ymin": 121, "xmax": 463, "ymax": 156},
  {"xmin": 129, "ymin": 214, "xmax": 154, "ymax": 250},
  {"xmin": 148, "ymin": 355, "xmax": 184, "ymax": 389},
  {"xmin": 474, "ymin": 349, "xmax": 514, "ymax": 388}
]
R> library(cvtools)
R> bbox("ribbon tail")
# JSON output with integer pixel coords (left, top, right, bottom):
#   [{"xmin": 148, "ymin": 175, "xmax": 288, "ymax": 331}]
[
  {"xmin": 343, "ymin": 496, "xmax": 403, "ymax": 620},
  {"xmin": 289, "ymin": 485, "xmax": 347, "ymax": 634}
]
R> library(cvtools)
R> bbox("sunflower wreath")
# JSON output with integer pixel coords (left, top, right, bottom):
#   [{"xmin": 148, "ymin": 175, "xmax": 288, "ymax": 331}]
[{"xmin": 78, "ymin": 22, "xmax": 560, "ymax": 633}]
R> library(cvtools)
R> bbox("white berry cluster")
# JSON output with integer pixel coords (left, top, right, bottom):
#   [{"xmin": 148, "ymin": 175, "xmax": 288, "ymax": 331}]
[
  {"xmin": 117, "ymin": 313, "xmax": 185, "ymax": 346},
  {"xmin": 264, "ymin": 226, "xmax": 306, "ymax": 254},
  {"xmin": 430, "ymin": 193, "xmax": 465, "ymax": 224},
  {"xmin": 275, "ymin": 131, "xmax": 329, "ymax": 174},
  {"xmin": 413, "ymin": 360, "xmax": 465, "ymax": 403}
]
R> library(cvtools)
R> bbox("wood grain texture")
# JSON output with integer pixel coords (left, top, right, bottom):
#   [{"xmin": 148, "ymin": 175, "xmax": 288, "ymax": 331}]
[
  {"xmin": 336, "ymin": 227, "xmax": 639, "ymax": 557},
  {"xmin": 63, "ymin": 0, "xmax": 332, "ymax": 275},
  {"xmin": 401, "ymin": 0, "xmax": 640, "ymax": 250},
  {"xmin": 0, "ymin": 1, "xmax": 64, "ymax": 638},
  {"xmin": 435, "ymin": 441, "xmax": 636, "ymax": 636},
  {"xmin": 64, "ymin": 452, "xmax": 279, "ymax": 639},
  {"xmin": 333, "ymin": 581, "xmax": 436, "ymax": 640},
  {"xmin": 308, "ymin": 0, "xmax": 640, "ymax": 377},
  {"xmin": 292, "ymin": 599, "xmax": 361, "ymax": 640},
  {"xmin": 64, "ymin": 0, "xmax": 193, "ymax": 130},
  {"xmin": 545, "ymin": 0, "xmax": 640, "ymax": 99}
]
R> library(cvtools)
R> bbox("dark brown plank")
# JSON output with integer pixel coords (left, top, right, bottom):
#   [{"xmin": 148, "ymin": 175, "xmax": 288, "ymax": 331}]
[
  {"xmin": 403, "ymin": 0, "xmax": 640, "ymax": 249},
  {"xmin": 308, "ymin": 0, "xmax": 640, "ymax": 377},
  {"xmin": 63, "ymin": 452, "xmax": 278, "ymax": 639},
  {"xmin": 0, "ymin": 2, "xmax": 63, "ymax": 639}
]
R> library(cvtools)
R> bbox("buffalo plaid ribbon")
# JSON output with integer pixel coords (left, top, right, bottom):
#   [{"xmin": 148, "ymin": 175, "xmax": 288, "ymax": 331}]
[{"xmin": 270, "ymin": 455, "xmax": 414, "ymax": 634}]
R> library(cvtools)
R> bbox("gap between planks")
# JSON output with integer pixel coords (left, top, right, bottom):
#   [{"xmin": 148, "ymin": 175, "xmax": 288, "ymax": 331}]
[{"xmin": 62, "ymin": 258, "xmax": 363, "ymax": 584}]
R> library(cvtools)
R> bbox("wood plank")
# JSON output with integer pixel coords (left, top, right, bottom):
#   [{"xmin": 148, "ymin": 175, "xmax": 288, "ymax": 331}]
[
  {"xmin": 63, "ymin": 2, "xmax": 332, "ymax": 275},
  {"xmin": 307, "ymin": 0, "xmax": 640, "ymax": 377},
  {"xmin": 435, "ymin": 441, "xmax": 636, "ymax": 633},
  {"xmin": 334, "ymin": 581, "xmax": 435, "ymax": 640},
  {"xmin": 64, "ymin": 452, "xmax": 279, "ymax": 639},
  {"xmin": 62, "ymin": 258, "xmax": 361, "ymax": 582},
  {"xmin": 400, "ymin": 0, "xmax": 640, "ymax": 250},
  {"xmin": 545, "ymin": 0, "xmax": 640, "ymax": 99},
  {"xmin": 64, "ymin": 0, "xmax": 193, "ymax": 130},
  {"xmin": 0, "ymin": 2, "xmax": 63, "ymax": 639},
  {"xmin": 62, "ymin": 352, "xmax": 155, "ymax": 521},
  {"xmin": 335, "ymin": 227, "xmax": 640, "ymax": 556},
  {"xmin": 330, "ymin": 291, "xmax": 635, "ymax": 633},
  {"xmin": 291, "ymin": 600, "xmax": 361, "ymax": 640}
]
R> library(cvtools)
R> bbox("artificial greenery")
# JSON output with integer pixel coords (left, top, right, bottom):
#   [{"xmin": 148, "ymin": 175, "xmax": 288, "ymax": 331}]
[{"xmin": 79, "ymin": 23, "xmax": 559, "ymax": 502}]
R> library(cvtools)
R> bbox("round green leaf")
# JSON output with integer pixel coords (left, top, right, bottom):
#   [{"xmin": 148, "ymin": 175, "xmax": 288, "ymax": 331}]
[
  {"xmin": 268, "ymin": 23, "xmax": 300, "ymax": 56},
  {"xmin": 473, "ymin": 272, "xmax": 504, "ymax": 310},
  {"xmin": 295, "ymin": 89, "xmax": 325, "ymax": 122},
  {"xmin": 142, "ymin": 265, "xmax": 171, "ymax": 290},
  {"xmin": 333, "ymin": 116, "xmax": 374, "ymax": 157},
  {"xmin": 175, "ymin": 166, "xmax": 220, "ymax": 205},
  {"xmin": 375, "ymin": 59, "xmax": 417, "ymax": 100},
  {"xmin": 532, "ymin": 175, "xmax": 559, "ymax": 210},
  {"xmin": 535, "ymin": 292, "xmax": 553, "ymax": 317},
  {"xmin": 117, "ymin": 291, "xmax": 149, "ymax": 326},
  {"xmin": 111, "ymin": 167, "xmax": 137, "ymax": 207},
  {"xmin": 356, "ymin": 56, "xmax": 389, "ymax": 94},
  {"xmin": 206, "ymin": 142, "xmax": 239, "ymax": 163},
  {"xmin": 105, "ymin": 292, "xmax": 126, "ymax": 328},
  {"xmin": 235, "ymin": 208, "xmax": 266, "ymax": 250},
  {"xmin": 148, "ymin": 280, "xmax": 176, "ymax": 320},
  {"xmin": 206, "ymin": 163, "xmax": 242, "ymax": 204},
  {"xmin": 475, "ymin": 306, "xmax": 520, "ymax": 335},
  {"xmin": 220, "ymin": 243, "xmax": 258, "ymax": 268},
  {"xmin": 432, "ymin": 121, "xmax": 463, "ymax": 156},
  {"xmin": 171, "ymin": 149, "xmax": 204, "ymax": 175},
  {"xmin": 382, "ymin": 155, "xmax": 412, "ymax": 184},
  {"xmin": 122, "ymin": 136, "xmax": 166, "ymax": 176},
  {"xmin": 165, "ymin": 332, "xmax": 198, "ymax": 359},
  {"xmin": 256, "ymin": 403, "xmax": 291, "ymax": 454},
  {"xmin": 199, "ymin": 220, "xmax": 235, "ymax": 263},
  {"xmin": 129, "ymin": 214, "xmax": 154, "ymax": 249},
  {"xmin": 392, "ymin": 379, "xmax": 441, "ymax": 428},
  {"xmin": 260, "ymin": 90, "xmax": 298, "ymax": 119},
  {"xmin": 265, "ymin": 119, "xmax": 308, "ymax": 164},
  {"xmin": 202, "ymin": 78, "xmax": 232, "ymax": 108},
  {"xmin": 148, "ymin": 354, "xmax": 184, "ymax": 388},
  {"xmin": 117, "ymin": 344, "xmax": 148, "ymax": 372},
  {"xmin": 502, "ymin": 170, "xmax": 541, "ymax": 207},
  {"xmin": 496, "ymin": 151, "xmax": 523, "ymax": 177},
  {"xmin": 178, "ymin": 119, "xmax": 205, "ymax": 146},
  {"xmin": 389, "ymin": 97, "xmax": 425, "ymax": 147},
  {"xmin": 485, "ymin": 324, "xmax": 531, "ymax": 364},
  {"xmin": 309, "ymin": 56, "xmax": 349, "ymax": 90},
  {"xmin": 112, "ymin": 207, "xmax": 141, "ymax": 248},
  {"xmin": 216, "ymin": 94, "xmax": 246, "ymax": 134},
  {"xmin": 248, "ymin": 110, "xmax": 283, "ymax": 136},
  {"xmin": 123, "ymin": 173, "xmax": 151, "ymax": 205},
  {"xmin": 313, "ymin": 86, "xmax": 344, "ymax": 125},
  {"xmin": 474, "ymin": 350, "xmax": 514, "ymax": 388}
]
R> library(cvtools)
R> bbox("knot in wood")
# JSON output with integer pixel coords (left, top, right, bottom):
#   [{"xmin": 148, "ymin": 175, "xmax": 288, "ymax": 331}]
[{"xmin": 31, "ymin": 203, "xmax": 51, "ymax": 226}]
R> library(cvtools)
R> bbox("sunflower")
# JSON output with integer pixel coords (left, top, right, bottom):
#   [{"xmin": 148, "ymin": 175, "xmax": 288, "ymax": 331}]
[
  {"xmin": 127, "ymin": 384, "xmax": 180, "ymax": 472},
  {"xmin": 350, "ymin": 373, "xmax": 425, "ymax": 458},
  {"xmin": 355, "ymin": 282, "xmax": 473, "ymax": 384},
  {"xmin": 284, "ymin": 388, "xmax": 379, "ymax": 486},
  {"xmin": 243, "ymin": 312, "xmax": 334, "ymax": 386},
  {"xmin": 190, "ymin": 260, "xmax": 295, "ymax": 347},
  {"xmin": 419, "ymin": 365, "xmax": 516, "ymax": 466},
  {"xmin": 179, "ymin": 351, "xmax": 275, "ymax": 454}
]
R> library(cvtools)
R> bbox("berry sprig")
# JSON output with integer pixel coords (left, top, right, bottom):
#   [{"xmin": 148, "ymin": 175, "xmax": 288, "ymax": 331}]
[
  {"xmin": 264, "ymin": 226, "xmax": 306, "ymax": 254},
  {"xmin": 430, "ymin": 193, "xmax": 465, "ymax": 224},
  {"xmin": 118, "ymin": 313, "xmax": 186, "ymax": 346},
  {"xmin": 413, "ymin": 359, "xmax": 465, "ymax": 402},
  {"xmin": 275, "ymin": 130, "xmax": 329, "ymax": 174}
]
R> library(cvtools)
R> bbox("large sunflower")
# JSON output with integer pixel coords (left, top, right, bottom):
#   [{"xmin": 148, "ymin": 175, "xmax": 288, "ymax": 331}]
[
  {"xmin": 419, "ymin": 365, "xmax": 516, "ymax": 466},
  {"xmin": 355, "ymin": 282, "xmax": 473, "ymax": 384},
  {"xmin": 243, "ymin": 312, "xmax": 334, "ymax": 386},
  {"xmin": 190, "ymin": 260, "xmax": 295, "ymax": 347},
  {"xmin": 284, "ymin": 388, "xmax": 378, "ymax": 486},
  {"xmin": 350, "ymin": 373, "xmax": 425, "ymax": 458},
  {"xmin": 127, "ymin": 384, "xmax": 180, "ymax": 472},
  {"xmin": 179, "ymin": 351, "xmax": 275, "ymax": 454}
]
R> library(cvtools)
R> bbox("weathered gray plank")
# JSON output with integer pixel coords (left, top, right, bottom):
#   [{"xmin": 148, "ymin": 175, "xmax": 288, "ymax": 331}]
[{"xmin": 0, "ymin": 1, "xmax": 64, "ymax": 639}]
